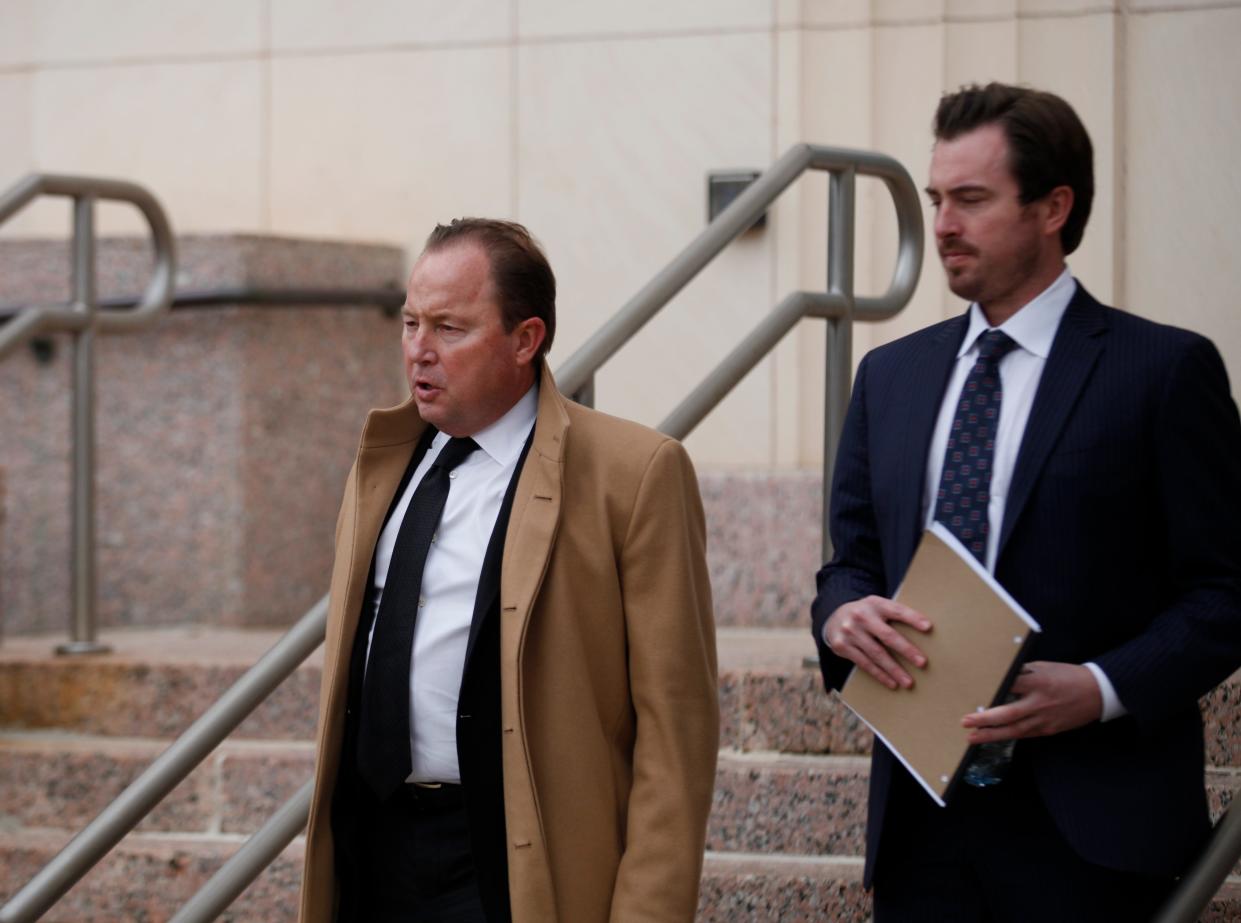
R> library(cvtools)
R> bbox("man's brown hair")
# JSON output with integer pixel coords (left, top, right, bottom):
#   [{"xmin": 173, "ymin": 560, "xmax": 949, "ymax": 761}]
[
  {"xmin": 424, "ymin": 218, "xmax": 557, "ymax": 361},
  {"xmin": 934, "ymin": 82, "xmax": 1094, "ymax": 255}
]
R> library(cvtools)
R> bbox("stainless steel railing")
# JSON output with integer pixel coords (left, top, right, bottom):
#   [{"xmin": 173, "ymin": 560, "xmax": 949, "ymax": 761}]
[
  {"xmin": 0, "ymin": 143, "xmax": 924, "ymax": 921},
  {"xmin": 0, "ymin": 173, "xmax": 176, "ymax": 655},
  {"xmin": 557, "ymin": 143, "xmax": 924, "ymax": 560},
  {"xmin": 1154, "ymin": 804, "xmax": 1241, "ymax": 923},
  {"xmin": 3, "ymin": 146, "xmax": 1237, "ymax": 923},
  {"xmin": 0, "ymin": 598, "xmax": 327, "ymax": 923}
]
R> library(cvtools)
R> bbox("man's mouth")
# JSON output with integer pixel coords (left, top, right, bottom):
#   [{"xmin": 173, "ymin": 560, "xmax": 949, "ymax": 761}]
[{"xmin": 414, "ymin": 380, "xmax": 442, "ymax": 397}]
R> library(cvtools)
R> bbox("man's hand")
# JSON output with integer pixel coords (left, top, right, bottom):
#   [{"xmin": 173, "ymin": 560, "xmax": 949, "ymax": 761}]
[
  {"xmin": 823, "ymin": 596, "xmax": 932, "ymax": 690},
  {"xmin": 961, "ymin": 661, "xmax": 1103, "ymax": 742}
]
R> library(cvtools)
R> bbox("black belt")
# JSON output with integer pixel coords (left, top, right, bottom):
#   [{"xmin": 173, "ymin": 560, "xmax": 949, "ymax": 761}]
[{"xmin": 394, "ymin": 781, "xmax": 465, "ymax": 814}]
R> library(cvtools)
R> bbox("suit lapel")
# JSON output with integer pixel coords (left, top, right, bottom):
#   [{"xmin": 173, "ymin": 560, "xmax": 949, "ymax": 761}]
[
  {"xmin": 894, "ymin": 313, "xmax": 969, "ymax": 571},
  {"xmin": 997, "ymin": 286, "xmax": 1107, "ymax": 556},
  {"xmin": 463, "ymin": 429, "xmax": 535, "ymax": 671}
]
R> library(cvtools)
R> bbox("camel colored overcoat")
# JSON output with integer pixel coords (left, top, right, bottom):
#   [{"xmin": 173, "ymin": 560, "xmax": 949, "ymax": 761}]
[{"xmin": 299, "ymin": 363, "xmax": 719, "ymax": 922}]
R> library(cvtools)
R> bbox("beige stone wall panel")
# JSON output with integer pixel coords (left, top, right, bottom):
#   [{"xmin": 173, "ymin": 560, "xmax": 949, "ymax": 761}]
[
  {"xmin": 24, "ymin": 0, "xmax": 264, "ymax": 64},
  {"xmin": 1017, "ymin": 12, "xmax": 1117, "ymax": 303},
  {"xmin": 0, "ymin": 73, "xmax": 39, "ymax": 237},
  {"xmin": 268, "ymin": 47, "xmax": 512, "ymax": 245},
  {"xmin": 271, "ymin": 0, "xmax": 510, "ymax": 51},
  {"xmin": 0, "ymin": 0, "xmax": 37, "ymax": 68},
  {"xmin": 800, "ymin": 0, "xmax": 874, "ymax": 28},
  {"xmin": 517, "ymin": 32, "xmax": 774, "ymax": 465},
  {"xmin": 517, "ymin": 0, "xmax": 772, "ymax": 39},
  {"xmin": 1125, "ymin": 6, "xmax": 1241, "ymax": 386},
  {"xmin": 869, "ymin": 22, "xmax": 946, "ymax": 346},
  {"xmin": 795, "ymin": 26, "xmax": 874, "ymax": 466},
  {"xmin": 23, "ymin": 60, "xmax": 265, "ymax": 236}
]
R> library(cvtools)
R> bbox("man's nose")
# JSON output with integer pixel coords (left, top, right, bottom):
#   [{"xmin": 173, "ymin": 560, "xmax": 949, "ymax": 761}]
[
  {"xmin": 406, "ymin": 328, "xmax": 436, "ymax": 362},
  {"xmin": 934, "ymin": 202, "xmax": 960, "ymax": 240}
]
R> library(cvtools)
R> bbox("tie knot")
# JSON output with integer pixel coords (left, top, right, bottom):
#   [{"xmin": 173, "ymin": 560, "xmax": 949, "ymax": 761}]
[
  {"xmin": 432, "ymin": 436, "xmax": 478, "ymax": 472},
  {"xmin": 977, "ymin": 329, "xmax": 1017, "ymax": 363}
]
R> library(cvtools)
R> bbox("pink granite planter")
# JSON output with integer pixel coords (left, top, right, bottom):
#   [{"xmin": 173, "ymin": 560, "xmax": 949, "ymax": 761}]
[{"xmin": 0, "ymin": 236, "xmax": 407, "ymax": 635}]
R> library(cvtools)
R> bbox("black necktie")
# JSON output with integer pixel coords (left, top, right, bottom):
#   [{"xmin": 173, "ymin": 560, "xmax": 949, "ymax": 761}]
[
  {"xmin": 934, "ymin": 329, "xmax": 1017, "ymax": 562},
  {"xmin": 356, "ymin": 435, "xmax": 479, "ymax": 800}
]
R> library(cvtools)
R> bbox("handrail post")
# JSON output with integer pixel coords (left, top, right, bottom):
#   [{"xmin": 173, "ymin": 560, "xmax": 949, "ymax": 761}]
[
  {"xmin": 822, "ymin": 166, "xmax": 856, "ymax": 563},
  {"xmin": 60, "ymin": 193, "xmax": 108, "ymax": 655}
]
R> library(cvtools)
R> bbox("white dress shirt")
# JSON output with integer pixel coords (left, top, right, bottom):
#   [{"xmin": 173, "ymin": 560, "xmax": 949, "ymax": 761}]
[
  {"xmin": 920, "ymin": 268, "xmax": 1124, "ymax": 721},
  {"xmin": 368, "ymin": 384, "xmax": 538, "ymax": 782}
]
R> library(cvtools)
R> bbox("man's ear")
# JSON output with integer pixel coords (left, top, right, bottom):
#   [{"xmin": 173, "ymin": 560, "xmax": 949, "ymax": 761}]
[
  {"xmin": 513, "ymin": 317, "xmax": 547, "ymax": 366},
  {"xmin": 1042, "ymin": 185, "xmax": 1074, "ymax": 239}
]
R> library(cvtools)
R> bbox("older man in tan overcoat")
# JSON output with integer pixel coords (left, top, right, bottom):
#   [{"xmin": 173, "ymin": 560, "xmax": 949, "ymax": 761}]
[{"xmin": 298, "ymin": 218, "xmax": 718, "ymax": 923}]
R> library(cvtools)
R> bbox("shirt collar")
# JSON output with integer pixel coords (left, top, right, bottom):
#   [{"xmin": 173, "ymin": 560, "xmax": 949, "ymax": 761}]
[
  {"xmin": 430, "ymin": 382, "xmax": 538, "ymax": 467},
  {"xmin": 957, "ymin": 267, "xmax": 1076, "ymax": 360}
]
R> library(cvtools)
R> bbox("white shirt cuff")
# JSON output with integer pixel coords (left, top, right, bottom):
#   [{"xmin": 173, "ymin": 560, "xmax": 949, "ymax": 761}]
[{"xmin": 1084, "ymin": 661, "xmax": 1127, "ymax": 722}]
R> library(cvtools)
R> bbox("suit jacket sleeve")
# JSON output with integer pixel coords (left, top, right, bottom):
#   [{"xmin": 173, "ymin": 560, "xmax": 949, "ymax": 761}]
[
  {"xmin": 608, "ymin": 439, "xmax": 719, "ymax": 923},
  {"xmin": 811, "ymin": 353, "xmax": 890, "ymax": 692},
  {"xmin": 1093, "ymin": 334, "xmax": 1241, "ymax": 720}
]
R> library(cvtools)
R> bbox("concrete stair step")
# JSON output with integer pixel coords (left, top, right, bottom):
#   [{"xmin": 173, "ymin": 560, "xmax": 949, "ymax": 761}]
[
  {"xmin": 0, "ymin": 828, "xmax": 303, "ymax": 923},
  {"xmin": 699, "ymin": 471, "xmax": 821, "ymax": 628},
  {"xmin": 3, "ymin": 628, "xmax": 1240, "ymax": 766},
  {"xmin": 3, "ymin": 733, "xmax": 1237, "ymax": 872},
  {"xmin": 2, "ymin": 830, "xmax": 1238, "ymax": 923},
  {"xmin": 715, "ymin": 630, "xmax": 1241, "ymax": 766}
]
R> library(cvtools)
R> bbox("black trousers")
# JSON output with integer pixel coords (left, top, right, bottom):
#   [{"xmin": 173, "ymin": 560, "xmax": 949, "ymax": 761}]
[
  {"xmin": 354, "ymin": 783, "xmax": 490, "ymax": 923},
  {"xmin": 873, "ymin": 760, "xmax": 1176, "ymax": 922}
]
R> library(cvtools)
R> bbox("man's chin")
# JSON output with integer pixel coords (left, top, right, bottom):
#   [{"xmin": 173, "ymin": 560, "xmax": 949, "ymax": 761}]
[{"xmin": 945, "ymin": 273, "xmax": 982, "ymax": 303}]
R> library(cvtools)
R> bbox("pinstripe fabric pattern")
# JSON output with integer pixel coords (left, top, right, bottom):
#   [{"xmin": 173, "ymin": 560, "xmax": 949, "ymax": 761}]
[{"xmin": 811, "ymin": 283, "xmax": 1241, "ymax": 887}]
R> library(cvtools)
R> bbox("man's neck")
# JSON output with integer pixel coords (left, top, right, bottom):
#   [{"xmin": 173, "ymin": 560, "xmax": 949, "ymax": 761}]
[{"xmin": 979, "ymin": 260, "xmax": 1068, "ymax": 327}]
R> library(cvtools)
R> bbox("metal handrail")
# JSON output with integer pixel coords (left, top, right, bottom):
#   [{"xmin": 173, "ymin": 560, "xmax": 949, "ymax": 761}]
[
  {"xmin": 1154, "ymin": 805, "xmax": 1241, "ymax": 923},
  {"xmin": 149, "ymin": 142, "xmax": 926, "ymax": 921},
  {"xmin": 169, "ymin": 781, "xmax": 314, "ymax": 923},
  {"xmin": 558, "ymin": 143, "xmax": 924, "ymax": 559},
  {"xmin": 0, "ymin": 174, "xmax": 176, "ymax": 350},
  {"xmin": 4, "ymin": 145, "xmax": 1236, "ymax": 922},
  {"xmin": 0, "ymin": 173, "xmax": 176, "ymax": 655},
  {"xmin": 0, "ymin": 597, "xmax": 327, "ymax": 923},
  {"xmin": 555, "ymin": 143, "xmax": 922, "ymax": 400}
]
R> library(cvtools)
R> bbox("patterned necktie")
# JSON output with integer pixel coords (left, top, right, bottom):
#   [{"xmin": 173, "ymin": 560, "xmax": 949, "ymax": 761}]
[
  {"xmin": 356, "ymin": 435, "xmax": 479, "ymax": 801},
  {"xmin": 934, "ymin": 329, "xmax": 1017, "ymax": 563}
]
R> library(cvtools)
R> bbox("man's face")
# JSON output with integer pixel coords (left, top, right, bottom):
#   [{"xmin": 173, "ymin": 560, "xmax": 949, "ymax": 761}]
[
  {"xmin": 926, "ymin": 123, "xmax": 1052, "ymax": 316},
  {"xmin": 402, "ymin": 242, "xmax": 544, "ymax": 437}
]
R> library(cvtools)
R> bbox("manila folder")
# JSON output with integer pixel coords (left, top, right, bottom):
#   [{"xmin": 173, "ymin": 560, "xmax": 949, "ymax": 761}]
[{"xmin": 838, "ymin": 522, "xmax": 1040, "ymax": 806}]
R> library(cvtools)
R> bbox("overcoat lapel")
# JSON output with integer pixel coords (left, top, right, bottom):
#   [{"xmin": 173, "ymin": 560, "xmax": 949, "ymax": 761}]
[
  {"xmin": 500, "ymin": 364, "xmax": 567, "ymax": 634},
  {"xmin": 333, "ymin": 399, "xmax": 428, "ymax": 672},
  {"xmin": 894, "ymin": 313, "xmax": 969, "ymax": 572},
  {"xmin": 997, "ymin": 285, "xmax": 1107, "ymax": 557}
]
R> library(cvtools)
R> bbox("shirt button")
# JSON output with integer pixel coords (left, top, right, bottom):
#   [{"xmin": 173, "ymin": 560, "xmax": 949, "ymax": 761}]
[
  {"xmin": 418, "ymin": 597, "xmax": 426, "ymax": 608},
  {"xmin": 448, "ymin": 472, "xmax": 457, "ymax": 480}
]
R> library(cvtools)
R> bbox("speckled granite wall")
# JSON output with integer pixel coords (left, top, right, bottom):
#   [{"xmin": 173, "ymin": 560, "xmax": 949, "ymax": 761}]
[{"xmin": 0, "ymin": 236, "xmax": 406, "ymax": 634}]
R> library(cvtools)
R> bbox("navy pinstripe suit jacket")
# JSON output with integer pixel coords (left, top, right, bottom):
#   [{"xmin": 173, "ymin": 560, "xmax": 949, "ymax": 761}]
[{"xmin": 811, "ymin": 282, "xmax": 1241, "ymax": 886}]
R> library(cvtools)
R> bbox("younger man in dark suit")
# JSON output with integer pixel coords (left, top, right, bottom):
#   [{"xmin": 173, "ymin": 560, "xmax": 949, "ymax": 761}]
[{"xmin": 812, "ymin": 82, "xmax": 1241, "ymax": 920}]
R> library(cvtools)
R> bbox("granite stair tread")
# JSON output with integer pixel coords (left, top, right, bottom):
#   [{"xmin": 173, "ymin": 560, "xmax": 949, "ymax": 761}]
[
  {"xmin": 3, "ymin": 628, "xmax": 1239, "ymax": 763},
  {"xmin": 2, "ymin": 731, "xmax": 1237, "ymax": 861},
  {"xmin": 3, "ymin": 626, "xmax": 1241, "ymax": 920},
  {"xmin": 2, "ymin": 830, "xmax": 1238, "ymax": 923}
]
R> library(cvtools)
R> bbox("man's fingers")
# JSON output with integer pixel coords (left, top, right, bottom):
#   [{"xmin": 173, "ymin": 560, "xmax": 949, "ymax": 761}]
[
  {"xmin": 825, "ymin": 596, "xmax": 933, "ymax": 689},
  {"xmin": 876, "ymin": 600, "xmax": 933, "ymax": 633},
  {"xmin": 962, "ymin": 695, "xmax": 1034, "ymax": 729}
]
